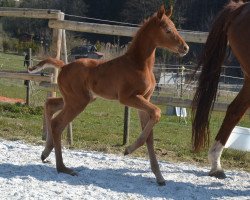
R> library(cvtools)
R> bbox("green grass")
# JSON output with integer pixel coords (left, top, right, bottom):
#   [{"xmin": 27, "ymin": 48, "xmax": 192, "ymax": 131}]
[
  {"xmin": 0, "ymin": 52, "xmax": 249, "ymax": 173},
  {"xmin": 0, "ymin": 52, "xmax": 26, "ymax": 99},
  {"xmin": 0, "ymin": 52, "xmax": 48, "ymax": 104},
  {"xmin": 0, "ymin": 52, "xmax": 24, "ymax": 71}
]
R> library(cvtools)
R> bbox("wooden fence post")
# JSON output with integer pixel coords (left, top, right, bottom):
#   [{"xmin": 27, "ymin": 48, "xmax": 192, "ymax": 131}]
[
  {"xmin": 50, "ymin": 12, "xmax": 64, "ymax": 97},
  {"xmin": 123, "ymin": 106, "xmax": 130, "ymax": 145},
  {"xmin": 62, "ymin": 29, "xmax": 73, "ymax": 145},
  {"xmin": 25, "ymin": 48, "xmax": 32, "ymax": 106},
  {"xmin": 42, "ymin": 12, "xmax": 64, "ymax": 141}
]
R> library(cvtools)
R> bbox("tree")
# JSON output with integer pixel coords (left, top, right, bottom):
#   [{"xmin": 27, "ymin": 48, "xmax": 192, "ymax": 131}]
[
  {"xmin": 85, "ymin": 0, "xmax": 124, "ymax": 22},
  {"xmin": 176, "ymin": 0, "xmax": 228, "ymax": 31},
  {"xmin": 0, "ymin": 0, "xmax": 16, "ymax": 7},
  {"xmin": 55, "ymin": 0, "xmax": 87, "ymax": 17},
  {"xmin": 120, "ymin": 0, "xmax": 162, "ymax": 24},
  {"xmin": 1, "ymin": 0, "xmax": 88, "ymax": 50}
]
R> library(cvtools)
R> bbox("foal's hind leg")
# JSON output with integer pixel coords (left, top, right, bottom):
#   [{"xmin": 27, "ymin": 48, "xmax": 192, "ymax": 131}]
[
  {"xmin": 51, "ymin": 98, "xmax": 90, "ymax": 175},
  {"xmin": 138, "ymin": 110, "xmax": 165, "ymax": 186},
  {"xmin": 208, "ymin": 81, "xmax": 250, "ymax": 178},
  {"xmin": 41, "ymin": 97, "xmax": 64, "ymax": 162}
]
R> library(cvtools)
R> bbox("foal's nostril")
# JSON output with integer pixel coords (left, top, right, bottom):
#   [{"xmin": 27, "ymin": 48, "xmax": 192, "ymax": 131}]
[{"xmin": 183, "ymin": 45, "xmax": 189, "ymax": 52}]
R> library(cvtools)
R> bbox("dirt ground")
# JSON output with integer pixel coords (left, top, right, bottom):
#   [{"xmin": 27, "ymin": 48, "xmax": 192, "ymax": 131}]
[{"xmin": 0, "ymin": 96, "xmax": 25, "ymax": 104}]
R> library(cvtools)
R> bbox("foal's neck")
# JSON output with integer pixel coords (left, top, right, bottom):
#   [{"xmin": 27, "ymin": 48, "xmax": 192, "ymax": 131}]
[{"xmin": 127, "ymin": 24, "xmax": 156, "ymax": 71}]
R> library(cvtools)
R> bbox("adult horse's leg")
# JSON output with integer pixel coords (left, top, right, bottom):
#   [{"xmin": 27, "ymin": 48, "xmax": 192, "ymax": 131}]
[
  {"xmin": 138, "ymin": 110, "xmax": 165, "ymax": 185},
  {"xmin": 41, "ymin": 97, "xmax": 64, "ymax": 162},
  {"xmin": 51, "ymin": 96, "xmax": 90, "ymax": 175},
  {"xmin": 208, "ymin": 80, "xmax": 250, "ymax": 178},
  {"xmin": 209, "ymin": 10, "xmax": 250, "ymax": 178}
]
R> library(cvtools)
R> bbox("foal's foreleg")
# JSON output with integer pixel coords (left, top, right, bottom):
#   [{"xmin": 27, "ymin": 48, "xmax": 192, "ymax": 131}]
[
  {"xmin": 138, "ymin": 111, "xmax": 165, "ymax": 185},
  {"xmin": 209, "ymin": 83, "xmax": 250, "ymax": 178},
  {"xmin": 124, "ymin": 120, "xmax": 156, "ymax": 155},
  {"xmin": 121, "ymin": 95, "xmax": 161, "ymax": 155},
  {"xmin": 41, "ymin": 98, "xmax": 64, "ymax": 162}
]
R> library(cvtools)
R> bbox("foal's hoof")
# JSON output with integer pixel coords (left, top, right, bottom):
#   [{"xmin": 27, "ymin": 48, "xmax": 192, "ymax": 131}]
[
  {"xmin": 57, "ymin": 167, "xmax": 78, "ymax": 176},
  {"xmin": 124, "ymin": 147, "xmax": 132, "ymax": 156},
  {"xmin": 41, "ymin": 154, "xmax": 51, "ymax": 163},
  {"xmin": 124, "ymin": 148, "xmax": 129, "ymax": 156},
  {"xmin": 157, "ymin": 180, "xmax": 166, "ymax": 186},
  {"xmin": 41, "ymin": 154, "xmax": 46, "ymax": 161},
  {"xmin": 209, "ymin": 170, "xmax": 226, "ymax": 179}
]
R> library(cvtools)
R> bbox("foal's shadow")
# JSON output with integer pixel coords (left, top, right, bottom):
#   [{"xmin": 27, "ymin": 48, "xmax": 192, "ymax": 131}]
[
  {"xmin": 0, "ymin": 163, "xmax": 58, "ymax": 181},
  {"xmin": 0, "ymin": 162, "xmax": 165, "ymax": 198}
]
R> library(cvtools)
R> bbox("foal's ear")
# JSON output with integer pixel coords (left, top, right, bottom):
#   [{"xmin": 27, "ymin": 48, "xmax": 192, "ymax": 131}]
[
  {"xmin": 165, "ymin": 5, "xmax": 173, "ymax": 18},
  {"xmin": 157, "ymin": 4, "xmax": 165, "ymax": 20}
]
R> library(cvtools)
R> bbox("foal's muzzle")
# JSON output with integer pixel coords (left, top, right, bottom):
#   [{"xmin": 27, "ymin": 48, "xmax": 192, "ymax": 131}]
[{"xmin": 178, "ymin": 44, "xmax": 189, "ymax": 57}]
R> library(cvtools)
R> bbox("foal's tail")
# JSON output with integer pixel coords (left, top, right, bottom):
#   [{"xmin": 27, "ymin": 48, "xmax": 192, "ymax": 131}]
[
  {"xmin": 191, "ymin": 1, "xmax": 244, "ymax": 152},
  {"xmin": 28, "ymin": 57, "xmax": 65, "ymax": 74}
]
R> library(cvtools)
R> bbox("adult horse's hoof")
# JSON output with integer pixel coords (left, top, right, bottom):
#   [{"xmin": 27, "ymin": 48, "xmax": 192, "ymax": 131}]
[
  {"xmin": 157, "ymin": 180, "xmax": 166, "ymax": 186},
  {"xmin": 209, "ymin": 170, "xmax": 226, "ymax": 179}
]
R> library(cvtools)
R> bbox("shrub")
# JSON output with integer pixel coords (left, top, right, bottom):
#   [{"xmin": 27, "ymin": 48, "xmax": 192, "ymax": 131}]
[
  {"xmin": 2, "ymin": 40, "xmax": 10, "ymax": 52},
  {"xmin": 17, "ymin": 41, "xmax": 39, "ymax": 55},
  {"xmin": 2, "ymin": 38, "xmax": 19, "ymax": 53},
  {"xmin": 2, "ymin": 37, "xmax": 40, "ymax": 54},
  {"xmin": 0, "ymin": 103, "xmax": 43, "ymax": 116}
]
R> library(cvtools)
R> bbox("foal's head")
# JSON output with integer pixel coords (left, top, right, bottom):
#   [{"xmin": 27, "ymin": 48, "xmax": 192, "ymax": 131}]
[{"xmin": 152, "ymin": 5, "xmax": 189, "ymax": 56}]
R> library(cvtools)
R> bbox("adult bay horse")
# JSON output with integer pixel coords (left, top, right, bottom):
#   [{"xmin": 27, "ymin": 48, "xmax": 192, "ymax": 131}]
[
  {"xmin": 192, "ymin": 0, "xmax": 250, "ymax": 179},
  {"xmin": 29, "ymin": 5, "xmax": 189, "ymax": 185}
]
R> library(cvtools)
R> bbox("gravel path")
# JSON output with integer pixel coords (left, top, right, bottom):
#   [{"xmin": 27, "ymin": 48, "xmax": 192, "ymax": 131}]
[{"xmin": 0, "ymin": 139, "xmax": 249, "ymax": 200}]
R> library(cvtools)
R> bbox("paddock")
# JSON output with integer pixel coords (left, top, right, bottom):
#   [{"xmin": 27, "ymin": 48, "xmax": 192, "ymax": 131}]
[
  {"xmin": 0, "ymin": 6, "xmax": 249, "ymax": 193},
  {"xmin": 0, "ymin": 139, "xmax": 249, "ymax": 199}
]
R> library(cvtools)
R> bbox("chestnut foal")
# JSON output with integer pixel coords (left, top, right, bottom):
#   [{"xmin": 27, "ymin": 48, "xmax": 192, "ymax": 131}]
[{"xmin": 29, "ymin": 5, "xmax": 189, "ymax": 185}]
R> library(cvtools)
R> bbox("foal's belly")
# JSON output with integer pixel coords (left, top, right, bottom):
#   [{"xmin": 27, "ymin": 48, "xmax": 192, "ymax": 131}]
[{"xmin": 90, "ymin": 86, "xmax": 118, "ymax": 100}]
